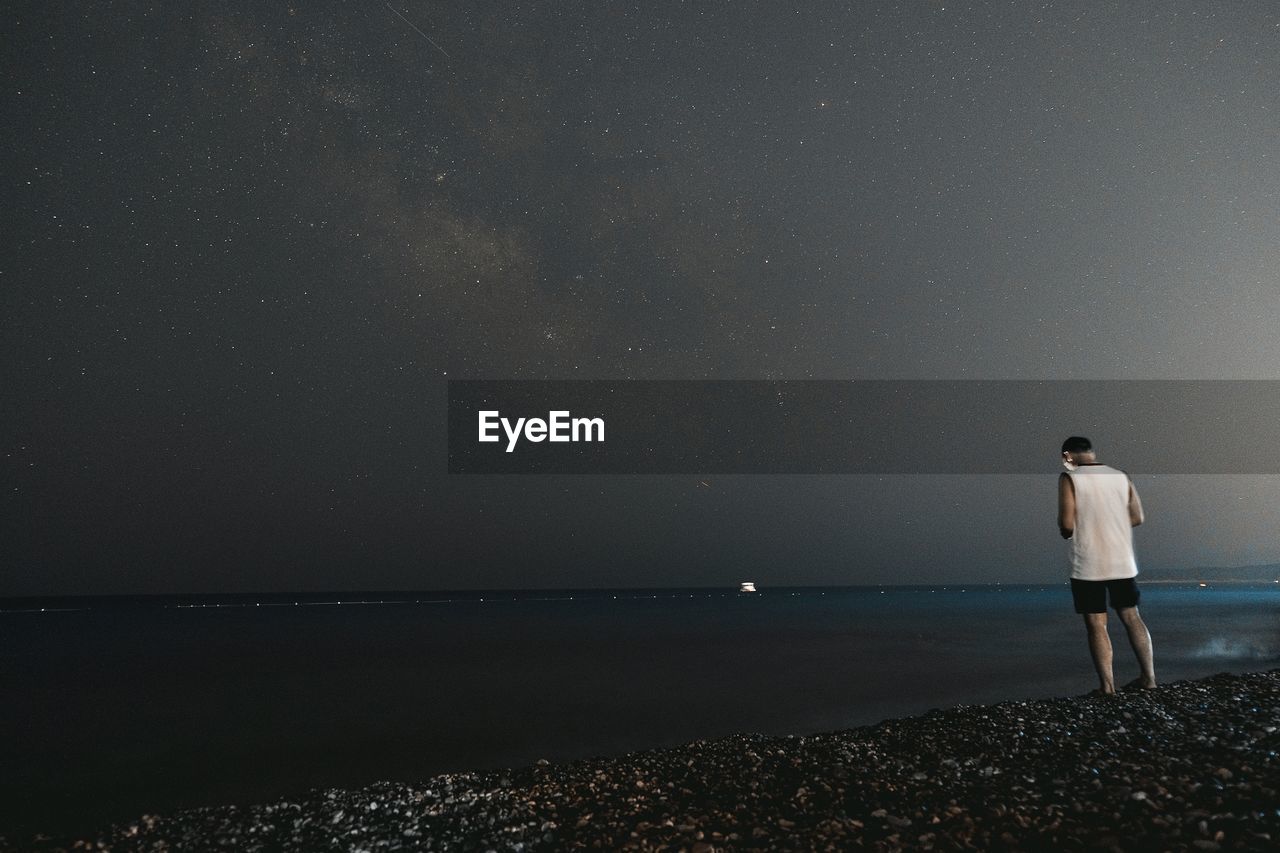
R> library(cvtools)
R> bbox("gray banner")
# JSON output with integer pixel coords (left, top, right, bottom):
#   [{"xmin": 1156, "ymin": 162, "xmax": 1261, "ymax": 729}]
[{"xmin": 447, "ymin": 380, "xmax": 1280, "ymax": 474}]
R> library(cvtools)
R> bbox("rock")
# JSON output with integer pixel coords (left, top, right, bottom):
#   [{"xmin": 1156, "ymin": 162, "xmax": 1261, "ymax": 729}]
[{"xmin": 26, "ymin": 669, "xmax": 1280, "ymax": 853}]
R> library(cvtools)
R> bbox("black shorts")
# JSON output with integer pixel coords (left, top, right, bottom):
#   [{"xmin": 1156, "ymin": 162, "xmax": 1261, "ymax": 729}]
[{"xmin": 1071, "ymin": 577, "xmax": 1140, "ymax": 614}]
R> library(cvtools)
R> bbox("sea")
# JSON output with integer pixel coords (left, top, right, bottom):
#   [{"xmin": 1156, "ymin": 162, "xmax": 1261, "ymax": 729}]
[{"xmin": 2, "ymin": 583, "xmax": 1277, "ymax": 838}]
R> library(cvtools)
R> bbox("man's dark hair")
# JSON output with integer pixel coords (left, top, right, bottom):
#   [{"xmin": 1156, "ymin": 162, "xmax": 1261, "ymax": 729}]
[{"xmin": 1062, "ymin": 436, "xmax": 1092, "ymax": 454}]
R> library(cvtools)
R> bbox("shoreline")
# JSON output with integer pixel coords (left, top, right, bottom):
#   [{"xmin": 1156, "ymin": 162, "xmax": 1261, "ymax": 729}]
[{"xmin": 15, "ymin": 669, "xmax": 1279, "ymax": 851}]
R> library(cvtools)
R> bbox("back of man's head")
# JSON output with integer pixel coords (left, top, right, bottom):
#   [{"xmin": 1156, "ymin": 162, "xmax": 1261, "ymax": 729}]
[{"xmin": 1062, "ymin": 436, "xmax": 1092, "ymax": 454}]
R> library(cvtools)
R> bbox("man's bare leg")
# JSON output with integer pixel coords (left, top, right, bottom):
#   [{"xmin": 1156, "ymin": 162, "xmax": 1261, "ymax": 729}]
[
  {"xmin": 1084, "ymin": 612, "xmax": 1115, "ymax": 694},
  {"xmin": 1116, "ymin": 606, "xmax": 1156, "ymax": 688}
]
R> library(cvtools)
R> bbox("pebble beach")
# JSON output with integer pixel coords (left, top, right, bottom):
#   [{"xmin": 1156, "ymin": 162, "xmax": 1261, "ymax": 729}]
[{"xmin": 15, "ymin": 669, "xmax": 1279, "ymax": 852}]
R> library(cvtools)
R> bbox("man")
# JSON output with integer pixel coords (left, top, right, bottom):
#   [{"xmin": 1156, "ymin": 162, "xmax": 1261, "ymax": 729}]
[{"xmin": 1058, "ymin": 436, "xmax": 1156, "ymax": 694}]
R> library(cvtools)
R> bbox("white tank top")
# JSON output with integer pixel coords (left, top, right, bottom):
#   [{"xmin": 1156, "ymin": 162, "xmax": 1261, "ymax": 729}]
[{"xmin": 1066, "ymin": 464, "xmax": 1138, "ymax": 581}]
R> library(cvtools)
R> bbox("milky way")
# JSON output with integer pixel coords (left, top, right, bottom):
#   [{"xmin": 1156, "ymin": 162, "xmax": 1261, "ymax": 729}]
[{"xmin": 4, "ymin": 2, "xmax": 1280, "ymax": 593}]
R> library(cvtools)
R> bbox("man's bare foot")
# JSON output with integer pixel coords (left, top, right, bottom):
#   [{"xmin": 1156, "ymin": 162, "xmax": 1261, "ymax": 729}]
[
  {"xmin": 1087, "ymin": 687, "xmax": 1116, "ymax": 697},
  {"xmin": 1122, "ymin": 677, "xmax": 1156, "ymax": 691}
]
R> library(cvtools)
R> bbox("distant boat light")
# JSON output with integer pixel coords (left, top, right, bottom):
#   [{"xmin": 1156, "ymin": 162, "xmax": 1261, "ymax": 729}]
[{"xmin": 740, "ymin": 581, "xmax": 757, "ymax": 593}]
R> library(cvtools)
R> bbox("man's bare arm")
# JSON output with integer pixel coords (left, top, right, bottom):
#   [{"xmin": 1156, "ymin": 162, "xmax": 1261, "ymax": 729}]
[
  {"xmin": 1058, "ymin": 472, "xmax": 1075, "ymax": 538},
  {"xmin": 1128, "ymin": 479, "xmax": 1144, "ymax": 527}
]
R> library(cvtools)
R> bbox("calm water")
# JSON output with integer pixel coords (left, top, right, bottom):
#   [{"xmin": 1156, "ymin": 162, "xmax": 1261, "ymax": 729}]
[{"xmin": 2, "ymin": 584, "xmax": 1277, "ymax": 837}]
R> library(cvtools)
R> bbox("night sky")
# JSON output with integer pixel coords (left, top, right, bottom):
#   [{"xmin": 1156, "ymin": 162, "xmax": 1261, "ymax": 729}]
[{"xmin": 4, "ymin": 2, "xmax": 1280, "ymax": 595}]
